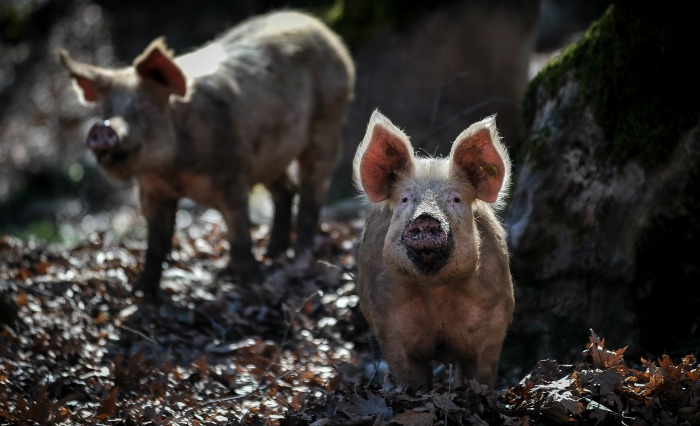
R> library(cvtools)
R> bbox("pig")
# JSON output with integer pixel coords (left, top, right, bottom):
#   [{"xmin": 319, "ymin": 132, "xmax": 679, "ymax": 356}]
[
  {"xmin": 353, "ymin": 110, "xmax": 514, "ymax": 391},
  {"xmin": 58, "ymin": 10, "xmax": 355, "ymax": 300}
]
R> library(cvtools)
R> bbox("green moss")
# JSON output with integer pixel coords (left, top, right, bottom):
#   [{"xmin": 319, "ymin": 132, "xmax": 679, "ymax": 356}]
[
  {"xmin": 305, "ymin": 0, "xmax": 541, "ymax": 54},
  {"xmin": 0, "ymin": 3, "xmax": 33, "ymax": 43},
  {"xmin": 321, "ymin": 0, "xmax": 462, "ymax": 52},
  {"xmin": 522, "ymin": 2, "xmax": 699, "ymax": 171},
  {"xmin": 517, "ymin": 125, "xmax": 552, "ymax": 173}
]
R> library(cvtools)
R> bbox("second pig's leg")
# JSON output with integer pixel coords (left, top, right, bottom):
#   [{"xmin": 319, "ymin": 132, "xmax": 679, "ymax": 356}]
[
  {"xmin": 134, "ymin": 191, "xmax": 177, "ymax": 301},
  {"xmin": 265, "ymin": 173, "xmax": 296, "ymax": 259},
  {"xmin": 295, "ymin": 124, "xmax": 341, "ymax": 261},
  {"xmin": 219, "ymin": 191, "xmax": 261, "ymax": 283}
]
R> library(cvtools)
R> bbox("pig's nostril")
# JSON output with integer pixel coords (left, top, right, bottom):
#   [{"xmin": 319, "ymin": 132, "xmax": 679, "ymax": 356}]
[
  {"xmin": 87, "ymin": 121, "xmax": 120, "ymax": 150},
  {"xmin": 107, "ymin": 132, "xmax": 119, "ymax": 147}
]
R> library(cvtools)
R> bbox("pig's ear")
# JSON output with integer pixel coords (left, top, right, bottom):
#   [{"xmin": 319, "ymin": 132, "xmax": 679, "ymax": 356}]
[
  {"xmin": 449, "ymin": 115, "xmax": 511, "ymax": 204},
  {"xmin": 57, "ymin": 49, "xmax": 111, "ymax": 102},
  {"xmin": 354, "ymin": 110, "xmax": 415, "ymax": 203},
  {"xmin": 133, "ymin": 38, "xmax": 187, "ymax": 97}
]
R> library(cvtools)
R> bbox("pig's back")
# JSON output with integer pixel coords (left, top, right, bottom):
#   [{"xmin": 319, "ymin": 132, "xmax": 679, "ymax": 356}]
[
  {"xmin": 216, "ymin": 10, "xmax": 353, "ymax": 97},
  {"xmin": 175, "ymin": 10, "xmax": 354, "ymax": 184}
]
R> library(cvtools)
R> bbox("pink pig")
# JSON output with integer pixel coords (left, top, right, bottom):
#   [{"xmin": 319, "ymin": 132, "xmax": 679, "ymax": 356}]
[{"xmin": 354, "ymin": 110, "xmax": 514, "ymax": 391}]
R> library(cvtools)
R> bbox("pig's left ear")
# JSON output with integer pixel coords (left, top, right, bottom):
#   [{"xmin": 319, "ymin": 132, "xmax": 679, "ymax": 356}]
[
  {"xmin": 354, "ymin": 110, "xmax": 416, "ymax": 203},
  {"xmin": 133, "ymin": 37, "xmax": 187, "ymax": 97},
  {"xmin": 57, "ymin": 49, "xmax": 112, "ymax": 102},
  {"xmin": 449, "ymin": 115, "xmax": 510, "ymax": 204}
]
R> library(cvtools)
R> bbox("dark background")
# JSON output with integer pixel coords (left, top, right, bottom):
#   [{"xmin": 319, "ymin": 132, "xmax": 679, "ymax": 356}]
[{"xmin": 0, "ymin": 0, "xmax": 608, "ymax": 237}]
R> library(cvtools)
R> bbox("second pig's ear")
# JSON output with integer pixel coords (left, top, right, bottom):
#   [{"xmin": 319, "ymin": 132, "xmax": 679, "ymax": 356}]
[
  {"xmin": 133, "ymin": 38, "xmax": 187, "ymax": 97},
  {"xmin": 449, "ymin": 115, "xmax": 511, "ymax": 204},
  {"xmin": 57, "ymin": 49, "xmax": 112, "ymax": 102},
  {"xmin": 354, "ymin": 110, "xmax": 415, "ymax": 203}
]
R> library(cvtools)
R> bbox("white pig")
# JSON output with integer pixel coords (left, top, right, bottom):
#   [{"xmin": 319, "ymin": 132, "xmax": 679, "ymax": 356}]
[{"xmin": 354, "ymin": 109, "xmax": 514, "ymax": 391}]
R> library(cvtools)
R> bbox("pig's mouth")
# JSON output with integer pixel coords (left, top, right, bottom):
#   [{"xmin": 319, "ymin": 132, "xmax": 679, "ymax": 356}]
[
  {"xmin": 401, "ymin": 214, "xmax": 453, "ymax": 275},
  {"xmin": 405, "ymin": 244, "xmax": 453, "ymax": 274},
  {"xmin": 92, "ymin": 144, "xmax": 140, "ymax": 167}
]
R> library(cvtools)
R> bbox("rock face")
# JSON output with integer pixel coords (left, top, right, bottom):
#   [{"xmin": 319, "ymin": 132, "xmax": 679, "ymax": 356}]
[{"xmin": 502, "ymin": 2, "xmax": 700, "ymax": 371}]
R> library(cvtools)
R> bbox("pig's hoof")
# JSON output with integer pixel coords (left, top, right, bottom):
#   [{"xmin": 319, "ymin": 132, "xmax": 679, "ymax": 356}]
[
  {"xmin": 215, "ymin": 268, "xmax": 236, "ymax": 282},
  {"xmin": 133, "ymin": 279, "xmax": 162, "ymax": 303},
  {"xmin": 216, "ymin": 264, "xmax": 264, "ymax": 285}
]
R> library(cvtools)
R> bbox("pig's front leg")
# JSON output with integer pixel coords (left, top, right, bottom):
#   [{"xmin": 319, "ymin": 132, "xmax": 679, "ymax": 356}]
[
  {"xmin": 219, "ymin": 194, "xmax": 262, "ymax": 284},
  {"xmin": 453, "ymin": 334, "xmax": 503, "ymax": 389},
  {"xmin": 472, "ymin": 338, "xmax": 505, "ymax": 389},
  {"xmin": 384, "ymin": 348, "xmax": 433, "ymax": 393},
  {"xmin": 377, "ymin": 331, "xmax": 433, "ymax": 393},
  {"xmin": 134, "ymin": 193, "xmax": 178, "ymax": 301}
]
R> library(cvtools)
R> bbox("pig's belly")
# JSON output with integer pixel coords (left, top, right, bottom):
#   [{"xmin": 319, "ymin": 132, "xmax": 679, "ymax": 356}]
[
  {"xmin": 139, "ymin": 172, "xmax": 230, "ymax": 210},
  {"xmin": 248, "ymin": 115, "xmax": 311, "ymax": 183}
]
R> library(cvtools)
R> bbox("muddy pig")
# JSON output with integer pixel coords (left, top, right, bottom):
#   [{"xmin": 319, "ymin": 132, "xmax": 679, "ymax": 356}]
[
  {"xmin": 353, "ymin": 110, "xmax": 514, "ymax": 391},
  {"xmin": 58, "ymin": 10, "xmax": 355, "ymax": 299}
]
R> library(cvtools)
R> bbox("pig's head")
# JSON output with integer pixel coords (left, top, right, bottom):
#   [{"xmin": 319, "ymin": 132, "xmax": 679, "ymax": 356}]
[
  {"xmin": 58, "ymin": 38, "xmax": 188, "ymax": 180},
  {"xmin": 354, "ymin": 109, "xmax": 510, "ymax": 280}
]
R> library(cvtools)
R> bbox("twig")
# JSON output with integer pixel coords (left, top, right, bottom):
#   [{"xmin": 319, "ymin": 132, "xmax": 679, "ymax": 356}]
[
  {"xmin": 119, "ymin": 324, "xmax": 157, "ymax": 344},
  {"xmin": 366, "ymin": 335, "xmax": 382, "ymax": 390},
  {"xmin": 429, "ymin": 72, "xmax": 469, "ymax": 133},
  {"xmin": 193, "ymin": 307, "xmax": 227, "ymax": 340},
  {"xmin": 415, "ymin": 96, "xmax": 521, "ymax": 151},
  {"xmin": 199, "ymin": 361, "xmax": 310, "ymax": 405},
  {"xmin": 275, "ymin": 289, "xmax": 323, "ymax": 364},
  {"xmin": 446, "ymin": 363, "xmax": 453, "ymax": 425}
]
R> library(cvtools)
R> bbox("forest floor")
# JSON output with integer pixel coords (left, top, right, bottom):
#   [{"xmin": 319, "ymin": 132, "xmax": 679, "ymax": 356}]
[{"xmin": 0, "ymin": 204, "xmax": 698, "ymax": 425}]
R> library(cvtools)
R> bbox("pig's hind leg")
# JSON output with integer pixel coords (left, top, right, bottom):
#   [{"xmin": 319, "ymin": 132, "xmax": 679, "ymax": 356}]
[
  {"xmin": 218, "ymin": 190, "xmax": 263, "ymax": 284},
  {"xmin": 294, "ymin": 120, "xmax": 342, "ymax": 262},
  {"xmin": 265, "ymin": 173, "xmax": 297, "ymax": 259}
]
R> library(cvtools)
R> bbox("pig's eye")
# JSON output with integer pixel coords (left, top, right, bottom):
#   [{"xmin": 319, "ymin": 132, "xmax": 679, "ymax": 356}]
[
  {"xmin": 401, "ymin": 197, "xmax": 408, "ymax": 203},
  {"xmin": 453, "ymin": 197, "xmax": 461, "ymax": 203}
]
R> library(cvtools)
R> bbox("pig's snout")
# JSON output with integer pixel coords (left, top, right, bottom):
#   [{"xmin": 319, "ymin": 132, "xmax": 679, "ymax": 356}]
[
  {"xmin": 402, "ymin": 215, "xmax": 447, "ymax": 250},
  {"xmin": 87, "ymin": 120, "xmax": 120, "ymax": 152},
  {"xmin": 401, "ymin": 214, "xmax": 452, "ymax": 274}
]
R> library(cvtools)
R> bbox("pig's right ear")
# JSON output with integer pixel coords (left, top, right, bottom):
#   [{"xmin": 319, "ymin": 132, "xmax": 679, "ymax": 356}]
[
  {"xmin": 57, "ymin": 49, "xmax": 111, "ymax": 102},
  {"xmin": 353, "ymin": 110, "xmax": 415, "ymax": 203},
  {"xmin": 449, "ymin": 115, "xmax": 511, "ymax": 205},
  {"xmin": 133, "ymin": 38, "xmax": 187, "ymax": 98}
]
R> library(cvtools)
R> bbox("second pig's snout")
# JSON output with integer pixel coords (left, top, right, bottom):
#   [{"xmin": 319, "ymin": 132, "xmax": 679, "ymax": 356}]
[
  {"xmin": 87, "ymin": 120, "xmax": 120, "ymax": 152},
  {"xmin": 401, "ymin": 213, "xmax": 452, "ymax": 274}
]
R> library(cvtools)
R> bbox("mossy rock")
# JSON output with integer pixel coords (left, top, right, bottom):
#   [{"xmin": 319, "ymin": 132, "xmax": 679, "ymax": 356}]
[
  {"xmin": 521, "ymin": 1, "xmax": 699, "ymax": 172},
  {"xmin": 503, "ymin": 0, "xmax": 700, "ymax": 370}
]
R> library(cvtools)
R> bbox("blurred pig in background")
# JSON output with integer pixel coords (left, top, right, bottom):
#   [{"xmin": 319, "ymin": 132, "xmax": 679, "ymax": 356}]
[{"xmin": 58, "ymin": 9, "xmax": 355, "ymax": 300}]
